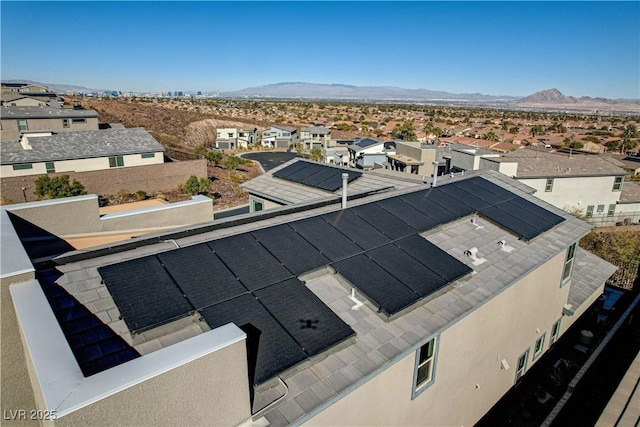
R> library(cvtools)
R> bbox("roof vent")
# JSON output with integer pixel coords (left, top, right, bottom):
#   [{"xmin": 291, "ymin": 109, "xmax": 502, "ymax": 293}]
[
  {"xmin": 464, "ymin": 247, "xmax": 486, "ymax": 266},
  {"xmin": 348, "ymin": 288, "xmax": 364, "ymax": 310},
  {"xmin": 498, "ymin": 240, "xmax": 515, "ymax": 253},
  {"xmin": 471, "ymin": 216, "xmax": 484, "ymax": 230}
]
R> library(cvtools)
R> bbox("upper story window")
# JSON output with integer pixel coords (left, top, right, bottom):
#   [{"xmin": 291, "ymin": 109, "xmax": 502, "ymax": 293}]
[
  {"xmin": 533, "ymin": 333, "xmax": 546, "ymax": 360},
  {"xmin": 17, "ymin": 119, "xmax": 28, "ymax": 132},
  {"xmin": 613, "ymin": 176, "xmax": 623, "ymax": 191},
  {"xmin": 412, "ymin": 337, "xmax": 438, "ymax": 398},
  {"xmin": 12, "ymin": 163, "xmax": 32, "ymax": 170},
  {"xmin": 545, "ymin": 178, "xmax": 554, "ymax": 192},
  {"xmin": 561, "ymin": 242, "xmax": 577, "ymax": 285},
  {"xmin": 550, "ymin": 318, "xmax": 561, "ymax": 345},
  {"xmin": 281, "ymin": 131, "xmax": 290, "ymax": 137},
  {"xmin": 72, "ymin": 118, "xmax": 87, "ymax": 124},
  {"xmin": 515, "ymin": 348, "xmax": 530, "ymax": 383},
  {"xmin": 141, "ymin": 153, "xmax": 155, "ymax": 159},
  {"xmin": 62, "ymin": 119, "xmax": 70, "ymax": 128},
  {"xmin": 109, "ymin": 156, "xmax": 124, "ymax": 168},
  {"xmin": 216, "ymin": 132, "xmax": 221, "ymax": 138},
  {"xmin": 227, "ymin": 133, "xmax": 234, "ymax": 138}
]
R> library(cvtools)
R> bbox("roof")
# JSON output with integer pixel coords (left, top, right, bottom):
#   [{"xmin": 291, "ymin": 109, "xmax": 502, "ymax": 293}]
[
  {"xmin": 301, "ymin": 126, "xmax": 330, "ymax": 134},
  {"xmin": 619, "ymin": 180, "xmax": 640, "ymax": 203},
  {"xmin": 568, "ymin": 248, "xmax": 617, "ymax": 310},
  {"xmin": 387, "ymin": 153, "xmax": 424, "ymax": 166},
  {"xmin": 498, "ymin": 149, "xmax": 627, "ymax": 178},
  {"xmin": 269, "ymin": 124, "xmax": 297, "ymax": 133},
  {"xmin": 348, "ymin": 138, "xmax": 386, "ymax": 153},
  {"xmin": 0, "ymin": 128, "xmax": 164, "ymax": 165},
  {"xmin": 1, "ymin": 106, "xmax": 98, "ymax": 119},
  {"xmin": 241, "ymin": 158, "xmax": 423, "ymax": 205}
]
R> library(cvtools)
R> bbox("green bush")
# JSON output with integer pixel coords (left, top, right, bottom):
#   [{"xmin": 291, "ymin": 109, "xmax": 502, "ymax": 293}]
[
  {"xmin": 181, "ymin": 175, "xmax": 212, "ymax": 195},
  {"xmin": 136, "ymin": 190, "xmax": 147, "ymax": 201},
  {"xmin": 34, "ymin": 175, "xmax": 87, "ymax": 199}
]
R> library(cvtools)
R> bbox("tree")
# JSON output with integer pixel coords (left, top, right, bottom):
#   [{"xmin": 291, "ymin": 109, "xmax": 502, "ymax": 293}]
[
  {"xmin": 483, "ymin": 131, "xmax": 499, "ymax": 142},
  {"xmin": 34, "ymin": 175, "xmax": 87, "ymax": 199},
  {"xmin": 181, "ymin": 175, "xmax": 211, "ymax": 195},
  {"xmin": 509, "ymin": 125, "xmax": 520, "ymax": 134},
  {"xmin": 224, "ymin": 155, "xmax": 244, "ymax": 178},
  {"xmin": 424, "ymin": 122, "xmax": 442, "ymax": 138},
  {"xmin": 391, "ymin": 122, "xmax": 417, "ymax": 141},
  {"xmin": 309, "ymin": 147, "xmax": 323, "ymax": 162},
  {"xmin": 530, "ymin": 125, "xmax": 543, "ymax": 138},
  {"xmin": 604, "ymin": 140, "xmax": 620, "ymax": 152}
]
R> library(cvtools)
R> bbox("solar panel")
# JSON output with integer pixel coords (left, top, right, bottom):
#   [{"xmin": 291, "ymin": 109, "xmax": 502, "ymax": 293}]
[
  {"xmin": 207, "ymin": 233, "xmax": 293, "ymax": 291},
  {"xmin": 440, "ymin": 183, "xmax": 492, "ymax": 211},
  {"xmin": 332, "ymin": 254, "xmax": 419, "ymax": 316},
  {"xmin": 400, "ymin": 190, "xmax": 460, "ymax": 224},
  {"xmin": 200, "ymin": 294, "xmax": 307, "ymax": 386},
  {"xmin": 479, "ymin": 205, "xmax": 540, "ymax": 240},
  {"xmin": 425, "ymin": 188, "xmax": 476, "ymax": 218},
  {"xmin": 157, "ymin": 244, "xmax": 247, "ymax": 310},
  {"xmin": 394, "ymin": 235, "xmax": 473, "ymax": 283},
  {"xmin": 271, "ymin": 160, "xmax": 362, "ymax": 192},
  {"xmin": 366, "ymin": 244, "xmax": 450, "ymax": 298},
  {"xmin": 350, "ymin": 203, "xmax": 415, "ymax": 240},
  {"xmin": 466, "ymin": 177, "xmax": 517, "ymax": 203},
  {"xmin": 508, "ymin": 196, "xmax": 564, "ymax": 227},
  {"xmin": 251, "ymin": 225, "xmax": 330, "ymax": 275},
  {"xmin": 98, "ymin": 256, "xmax": 192, "ymax": 333},
  {"xmin": 255, "ymin": 278, "xmax": 355, "ymax": 356},
  {"xmin": 289, "ymin": 216, "xmax": 363, "ymax": 261},
  {"xmin": 376, "ymin": 197, "xmax": 440, "ymax": 232},
  {"xmin": 323, "ymin": 210, "xmax": 391, "ymax": 250},
  {"xmin": 493, "ymin": 200, "xmax": 557, "ymax": 232}
]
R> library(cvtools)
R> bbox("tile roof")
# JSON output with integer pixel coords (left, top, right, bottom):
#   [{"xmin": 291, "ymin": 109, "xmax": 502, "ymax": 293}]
[
  {"xmin": 0, "ymin": 128, "xmax": 164, "ymax": 164},
  {"xmin": 1, "ymin": 106, "xmax": 97, "ymax": 119}
]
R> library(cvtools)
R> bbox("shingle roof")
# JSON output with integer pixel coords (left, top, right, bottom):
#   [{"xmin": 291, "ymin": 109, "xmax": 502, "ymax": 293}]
[
  {"xmin": 0, "ymin": 128, "xmax": 164, "ymax": 164},
  {"xmin": 301, "ymin": 126, "xmax": 330, "ymax": 134},
  {"xmin": 270, "ymin": 124, "xmax": 297, "ymax": 132},
  {"xmin": 619, "ymin": 180, "xmax": 640, "ymax": 203},
  {"xmin": 1, "ymin": 106, "xmax": 98, "ymax": 119},
  {"xmin": 499, "ymin": 149, "xmax": 627, "ymax": 178}
]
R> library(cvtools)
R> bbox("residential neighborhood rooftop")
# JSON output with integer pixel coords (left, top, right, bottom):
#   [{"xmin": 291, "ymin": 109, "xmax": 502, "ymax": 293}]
[
  {"xmin": 1, "ymin": 105, "xmax": 98, "ymax": 119},
  {"xmin": 497, "ymin": 149, "xmax": 627, "ymax": 178}
]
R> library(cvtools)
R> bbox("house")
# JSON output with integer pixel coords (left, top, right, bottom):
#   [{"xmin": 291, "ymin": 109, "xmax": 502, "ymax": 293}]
[
  {"xmin": 322, "ymin": 146, "xmax": 349, "ymax": 166},
  {"xmin": 346, "ymin": 137, "xmax": 395, "ymax": 169},
  {"xmin": 1, "ymin": 106, "xmax": 99, "ymax": 142},
  {"xmin": 241, "ymin": 158, "xmax": 423, "ymax": 212},
  {"xmin": 0, "ymin": 128, "xmax": 165, "ymax": 177},
  {"xmin": 300, "ymin": 126, "xmax": 331, "ymax": 150},
  {"xmin": 215, "ymin": 127, "xmax": 258, "ymax": 149},
  {"xmin": 387, "ymin": 140, "xmax": 438, "ymax": 177},
  {"xmin": 261, "ymin": 125, "xmax": 298, "ymax": 148},
  {"xmin": 1, "ymin": 169, "xmax": 615, "ymax": 426},
  {"xmin": 1, "ymin": 82, "xmax": 50, "ymax": 94},
  {"xmin": 0, "ymin": 94, "xmax": 48, "ymax": 107}
]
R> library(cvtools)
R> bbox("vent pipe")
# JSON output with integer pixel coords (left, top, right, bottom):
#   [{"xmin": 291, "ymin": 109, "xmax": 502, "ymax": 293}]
[
  {"xmin": 432, "ymin": 160, "xmax": 439, "ymax": 187},
  {"xmin": 341, "ymin": 173, "xmax": 349, "ymax": 209}
]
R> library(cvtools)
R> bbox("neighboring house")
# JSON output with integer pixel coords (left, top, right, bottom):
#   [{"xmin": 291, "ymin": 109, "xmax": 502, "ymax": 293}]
[
  {"xmin": 1, "ymin": 82, "xmax": 50, "ymax": 94},
  {"xmin": 261, "ymin": 124, "xmax": 298, "ymax": 148},
  {"xmin": 241, "ymin": 158, "xmax": 423, "ymax": 212},
  {"xmin": 0, "ymin": 94, "xmax": 48, "ymax": 107},
  {"xmin": 0, "ymin": 128, "xmax": 165, "ymax": 177},
  {"xmin": 618, "ymin": 156, "xmax": 640, "ymax": 176},
  {"xmin": 347, "ymin": 137, "xmax": 395, "ymax": 168},
  {"xmin": 322, "ymin": 146, "xmax": 349, "ymax": 166},
  {"xmin": 215, "ymin": 127, "xmax": 258, "ymax": 149},
  {"xmin": 300, "ymin": 126, "xmax": 331, "ymax": 150},
  {"xmin": 614, "ymin": 180, "xmax": 640, "ymax": 225},
  {"xmin": 387, "ymin": 140, "xmax": 438, "ymax": 177},
  {"xmin": 2, "ymin": 170, "xmax": 615, "ymax": 426},
  {"xmin": 1, "ymin": 106, "xmax": 99, "ymax": 142}
]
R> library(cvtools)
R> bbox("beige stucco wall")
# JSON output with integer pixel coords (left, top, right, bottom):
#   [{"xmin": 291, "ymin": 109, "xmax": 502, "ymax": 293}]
[
  {"xmin": 1, "ymin": 117, "xmax": 99, "ymax": 142},
  {"xmin": 54, "ymin": 339, "xmax": 251, "ymax": 427},
  {"xmin": 308, "ymin": 251, "xmax": 572, "ymax": 427},
  {"xmin": 395, "ymin": 142, "xmax": 437, "ymax": 176},
  {"xmin": 517, "ymin": 176, "xmax": 622, "ymax": 214},
  {"xmin": 249, "ymin": 195, "xmax": 283, "ymax": 212}
]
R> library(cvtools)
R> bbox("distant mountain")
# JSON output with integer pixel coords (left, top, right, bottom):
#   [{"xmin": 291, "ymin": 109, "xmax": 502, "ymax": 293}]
[
  {"xmin": 1, "ymin": 79, "xmax": 112, "ymax": 94},
  {"xmin": 222, "ymin": 82, "xmax": 516, "ymax": 102},
  {"xmin": 515, "ymin": 88, "xmax": 639, "ymax": 112},
  {"xmin": 517, "ymin": 88, "xmax": 576, "ymax": 104}
]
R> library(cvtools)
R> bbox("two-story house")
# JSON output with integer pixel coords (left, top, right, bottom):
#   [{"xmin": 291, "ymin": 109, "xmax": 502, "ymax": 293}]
[
  {"xmin": 347, "ymin": 137, "xmax": 395, "ymax": 169},
  {"xmin": 1, "ymin": 106, "xmax": 99, "ymax": 142},
  {"xmin": 261, "ymin": 124, "xmax": 298, "ymax": 148},
  {"xmin": 300, "ymin": 126, "xmax": 331, "ymax": 150},
  {"xmin": 215, "ymin": 127, "xmax": 258, "ymax": 149}
]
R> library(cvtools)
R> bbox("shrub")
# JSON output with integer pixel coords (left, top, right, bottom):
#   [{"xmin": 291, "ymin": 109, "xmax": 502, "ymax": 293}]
[
  {"xmin": 135, "ymin": 190, "xmax": 147, "ymax": 201},
  {"xmin": 34, "ymin": 175, "xmax": 87, "ymax": 199},
  {"xmin": 181, "ymin": 175, "xmax": 212, "ymax": 195},
  {"xmin": 117, "ymin": 189, "xmax": 131, "ymax": 200}
]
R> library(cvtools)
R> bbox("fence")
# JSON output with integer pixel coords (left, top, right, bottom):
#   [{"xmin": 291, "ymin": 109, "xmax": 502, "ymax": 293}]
[{"xmin": 585, "ymin": 212, "xmax": 640, "ymax": 228}]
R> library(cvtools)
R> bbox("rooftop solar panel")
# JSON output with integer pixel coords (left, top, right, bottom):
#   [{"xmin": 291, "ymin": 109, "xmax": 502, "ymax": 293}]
[
  {"xmin": 508, "ymin": 196, "xmax": 564, "ymax": 227},
  {"xmin": 376, "ymin": 197, "xmax": 440, "ymax": 232},
  {"xmin": 157, "ymin": 244, "xmax": 247, "ymax": 310},
  {"xmin": 479, "ymin": 205, "xmax": 541, "ymax": 240},
  {"xmin": 255, "ymin": 278, "xmax": 355, "ymax": 356},
  {"xmin": 323, "ymin": 210, "xmax": 391, "ymax": 250},
  {"xmin": 200, "ymin": 294, "xmax": 307, "ymax": 386},
  {"xmin": 271, "ymin": 160, "xmax": 362, "ymax": 192},
  {"xmin": 350, "ymin": 203, "xmax": 415, "ymax": 240},
  {"xmin": 400, "ymin": 190, "xmax": 460, "ymax": 224},
  {"xmin": 440, "ymin": 183, "xmax": 492, "ymax": 211},
  {"xmin": 332, "ymin": 254, "xmax": 419, "ymax": 316},
  {"xmin": 394, "ymin": 235, "xmax": 473, "ymax": 283},
  {"xmin": 290, "ymin": 216, "xmax": 364, "ymax": 261},
  {"xmin": 251, "ymin": 225, "xmax": 330, "ymax": 275},
  {"xmin": 98, "ymin": 256, "xmax": 192, "ymax": 333},
  {"xmin": 493, "ymin": 200, "xmax": 557, "ymax": 231},
  {"xmin": 366, "ymin": 244, "xmax": 450, "ymax": 298},
  {"xmin": 425, "ymin": 188, "xmax": 476, "ymax": 218},
  {"xmin": 207, "ymin": 233, "xmax": 293, "ymax": 291},
  {"xmin": 466, "ymin": 177, "xmax": 518, "ymax": 202}
]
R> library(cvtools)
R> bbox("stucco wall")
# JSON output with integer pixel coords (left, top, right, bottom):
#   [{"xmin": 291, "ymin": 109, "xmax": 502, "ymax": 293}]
[
  {"xmin": 308, "ymin": 251, "xmax": 573, "ymax": 427},
  {"xmin": 54, "ymin": 339, "xmax": 251, "ymax": 427},
  {"xmin": 1, "ymin": 117, "xmax": 99, "ymax": 142},
  {"xmin": 1, "ymin": 160, "xmax": 207, "ymax": 203}
]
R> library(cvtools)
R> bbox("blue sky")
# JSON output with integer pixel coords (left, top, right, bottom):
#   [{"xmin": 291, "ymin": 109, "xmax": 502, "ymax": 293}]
[{"xmin": 2, "ymin": 1, "xmax": 638, "ymax": 98}]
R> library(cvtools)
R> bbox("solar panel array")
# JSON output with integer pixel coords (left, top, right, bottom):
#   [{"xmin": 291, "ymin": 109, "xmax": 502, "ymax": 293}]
[
  {"xmin": 273, "ymin": 161, "xmax": 362, "ymax": 192},
  {"xmin": 97, "ymin": 176, "xmax": 564, "ymax": 383}
]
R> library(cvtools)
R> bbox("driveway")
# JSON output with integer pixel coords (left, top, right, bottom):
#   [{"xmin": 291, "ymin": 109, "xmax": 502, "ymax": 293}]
[{"xmin": 242, "ymin": 151, "xmax": 298, "ymax": 172}]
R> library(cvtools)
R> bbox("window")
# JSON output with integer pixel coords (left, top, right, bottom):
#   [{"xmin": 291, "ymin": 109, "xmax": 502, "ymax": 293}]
[
  {"xmin": 17, "ymin": 119, "xmax": 28, "ymax": 132},
  {"xmin": 216, "ymin": 132, "xmax": 221, "ymax": 138},
  {"xmin": 71, "ymin": 118, "xmax": 86, "ymax": 124},
  {"xmin": 545, "ymin": 178, "xmax": 554, "ymax": 192},
  {"xmin": 12, "ymin": 163, "xmax": 32, "ymax": 170},
  {"xmin": 141, "ymin": 153, "xmax": 155, "ymax": 159},
  {"xmin": 607, "ymin": 204, "xmax": 616, "ymax": 217},
  {"xmin": 45, "ymin": 162, "xmax": 55, "ymax": 173},
  {"xmin": 613, "ymin": 176, "xmax": 623, "ymax": 191},
  {"xmin": 62, "ymin": 119, "xmax": 69, "ymax": 128},
  {"xmin": 281, "ymin": 131, "xmax": 290, "ymax": 137},
  {"xmin": 252, "ymin": 199, "xmax": 263, "ymax": 212},
  {"xmin": 533, "ymin": 333, "xmax": 546, "ymax": 360},
  {"xmin": 562, "ymin": 242, "xmax": 577, "ymax": 284},
  {"xmin": 597, "ymin": 204, "xmax": 605, "ymax": 214},
  {"xmin": 586, "ymin": 205, "xmax": 594, "ymax": 218},
  {"xmin": 413, "ymin": 337, "xmax": 438, "ymax": 397},
  {"xmin": 550, "ymin": 318, "xmax": 561, "ymax": 345},
  {"xmin": 109, "ymin": 156, "xmax": 124, "ymax": 168},
  {"xmin": 515, "ymin": 348, "xmax": 530, "ymax": 383},
  {"xmin": 239, "ymin": 132, "xmax": 245, "ymax": 137}
]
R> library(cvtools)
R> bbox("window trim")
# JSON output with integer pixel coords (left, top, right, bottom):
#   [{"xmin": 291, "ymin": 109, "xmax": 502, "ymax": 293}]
[
  {"xmin": 45, "ymin": 162, "xmax": 55, "ymax": 173},
  {"xmin": 561, "ymin": 242, "xmax": 577, "ymax": 285},
  {"xmin": 17, "ymin": 119, "xmax": 28, "ymax": 132},
  {"xmin": 533, "ymin": 333, "xmax": 546, "ymax": 360},
  {"xmin": 607, "ymin": 204, "xmax": 616, "ymax": 217},
  {"xmin": 545, "ymin": 178, "xmax": 554, "ymax": 192},
  {"xmin": 515, "ymin": 348, "xmax": 530, "ymax": 383},
  {"xmin": 586, "ymin": 205, "xmax": 594, "ymax": 218},
  {"xmin": 12, "ymin": 163, "xmax": 33, "ymax": 170},
  {"xmin": 108, "ymin": 156, "xmax": 124, "ymax": 168},
  {"xmin": 596, "ymin": 204, "xmax": 605, "ymax": 214},
  {"xmin": 140, "ymin": 153, "xmax": 155, "ymax": 159},
  {"xmin": 62, "ymin": 118, "xmax": 70, "ymax": 128},
  {"xmin": 613, "ymin": 176, "xmax": 623, "ymax": 192},
  {"xmin": 550, "ymin": 318, "xmax": 561, "ymax": 345},
  {"xmin": 411, "ymin": 336, "xmax": 439, "ymax": 399}
]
